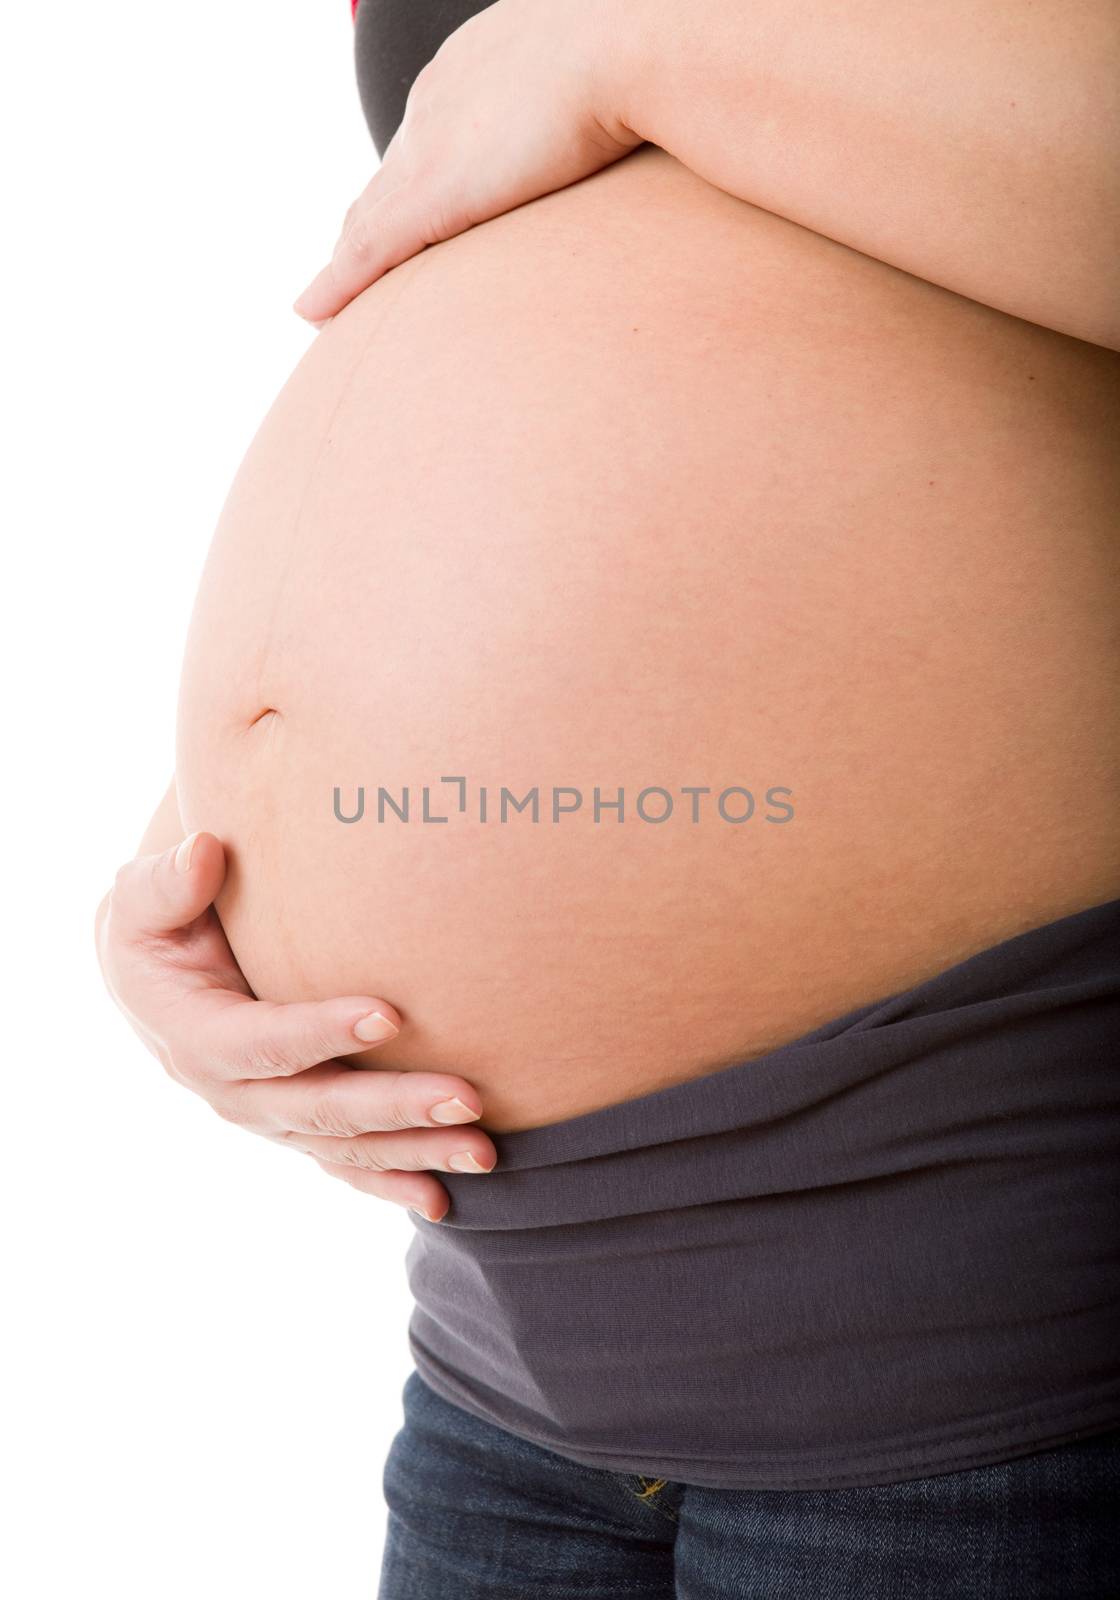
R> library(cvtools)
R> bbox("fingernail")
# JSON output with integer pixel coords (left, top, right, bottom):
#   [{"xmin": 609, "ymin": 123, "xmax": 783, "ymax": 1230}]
[
  {"xmin": 174, "ymin": 832, "xmax": 200, "ymax": 874},
  {"xmin": 354, "ymin": 1009, "xmax": 399, "ymax": 1043},
  {"xmin": 408, "ymin": 1205, "xmax": 441, "ymax": 1223},
  {"xmin": 429, "ymin": 1097, "xmax": 481, "ymax": 1124},
  {"xmin": 448, "ymin": 1151, "xmax": 494, "ymax": 1174},
  {"xmin": 293, "ymin": 269, "xmax": 330, "ymax": 318}
]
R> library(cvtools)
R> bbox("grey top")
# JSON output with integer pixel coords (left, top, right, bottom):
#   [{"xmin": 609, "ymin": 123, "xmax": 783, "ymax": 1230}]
[{"xmin": 405, "ymin": 898, "xmax": 1120, "ymax": 1488}]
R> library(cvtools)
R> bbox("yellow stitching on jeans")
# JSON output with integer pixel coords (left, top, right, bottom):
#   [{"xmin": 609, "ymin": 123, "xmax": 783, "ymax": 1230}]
[{"xmin": 635, "ymin": 1477, "xmax": 668, "ymax": 1498}]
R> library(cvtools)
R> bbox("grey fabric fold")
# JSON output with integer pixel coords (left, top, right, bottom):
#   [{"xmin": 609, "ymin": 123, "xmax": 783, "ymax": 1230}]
[{"xmin": 404, "ymin": 898, "xmax": 1120, "ymax": 1488}]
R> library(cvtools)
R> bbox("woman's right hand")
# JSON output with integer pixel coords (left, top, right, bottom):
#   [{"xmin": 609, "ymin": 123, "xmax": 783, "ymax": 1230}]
[{"xmin": 94, "ymin": 830, "xmax": 497, "ymax": 1223}]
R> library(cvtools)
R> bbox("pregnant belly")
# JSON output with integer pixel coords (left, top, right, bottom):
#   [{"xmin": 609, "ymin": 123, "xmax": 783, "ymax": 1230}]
[{"xmin": 176, "ymin": 145, "xmax": 1120, "ymax": 1133}]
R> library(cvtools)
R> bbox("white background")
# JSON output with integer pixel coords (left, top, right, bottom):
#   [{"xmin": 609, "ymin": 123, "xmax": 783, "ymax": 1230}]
[{"xmin": 4, "ymin": 4, "xmax": 417, "ymax": 1594}]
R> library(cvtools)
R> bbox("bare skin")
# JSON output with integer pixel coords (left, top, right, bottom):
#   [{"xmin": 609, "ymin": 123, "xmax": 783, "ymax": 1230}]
[
  {"xmin": 174, "ymin": 145, "xmax": 1120, "ymax": 1134},
  {"xmin": 301, "ymin": 0, "xmax": 1120, "ymax": 348},
  {"xmin": 94, "ymin": 789, "xmax": 497, "ymax": 1222}
]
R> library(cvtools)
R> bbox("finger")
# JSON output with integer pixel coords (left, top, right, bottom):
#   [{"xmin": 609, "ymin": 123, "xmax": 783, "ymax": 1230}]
[
  {"xmin": 333, "ymin": 173, "xmax": 385, "ymax": 257},
  {"xmin": 191, "ymin": 991, "xmax": 406, "ymax": 1083},
  {"xmin": 308, "ymin": 1156, "xmax": 451, "ymax": 1221},
  {"xmin": 293, "ymin": 181, "xmax": 444, "ymax": 322},
  {"xmin": 227, "ymin": 1063, "xmax": 485, "ymax": 1137},
  {"xmin": 283, "ymin": 1126, "xmax": 497, "ymax": 1176},
  {"xmin": 109, "ymin": 831, "xmax": 227, "ymax": 941}
]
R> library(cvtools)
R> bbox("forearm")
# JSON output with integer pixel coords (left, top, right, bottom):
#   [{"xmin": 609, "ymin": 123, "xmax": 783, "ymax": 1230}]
[{"xmin": 608, "ymin": 0, "xmax": 1119, "ymax": 347}]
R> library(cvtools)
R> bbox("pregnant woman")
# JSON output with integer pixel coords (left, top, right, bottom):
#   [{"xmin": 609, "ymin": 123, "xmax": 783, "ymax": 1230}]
[{"xmin": 97, "ymin": 1, "xmax": 1120, "ymax": 1594}]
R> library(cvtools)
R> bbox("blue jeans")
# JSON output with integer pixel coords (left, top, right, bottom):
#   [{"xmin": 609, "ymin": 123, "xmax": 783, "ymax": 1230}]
[{"xmin": 378, "ymin": 1370, "xmax": 1120, "ymax": 1598}]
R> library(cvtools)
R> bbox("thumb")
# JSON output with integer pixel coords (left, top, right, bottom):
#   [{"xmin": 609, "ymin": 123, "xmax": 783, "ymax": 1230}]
[{"xmin": 110, "ymin": 830, "xmax": 228, "ymax": 940}]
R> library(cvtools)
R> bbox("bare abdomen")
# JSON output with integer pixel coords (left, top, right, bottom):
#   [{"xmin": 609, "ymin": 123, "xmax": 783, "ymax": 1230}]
[{"xmin": 175, "ymin": 146, "xmax": 1120, "ymax": 1132}]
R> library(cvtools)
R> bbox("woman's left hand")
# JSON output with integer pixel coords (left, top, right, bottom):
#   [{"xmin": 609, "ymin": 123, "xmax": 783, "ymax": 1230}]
[{"xmin": 293, "ymin": 0, "xmax": 642, "ymax": 324}]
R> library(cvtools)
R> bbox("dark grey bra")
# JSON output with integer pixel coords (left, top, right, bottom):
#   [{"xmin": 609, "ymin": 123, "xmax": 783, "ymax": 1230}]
[{"xmin": 354, "ymin": 0, "xmax": 491, "ymax": 157}]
